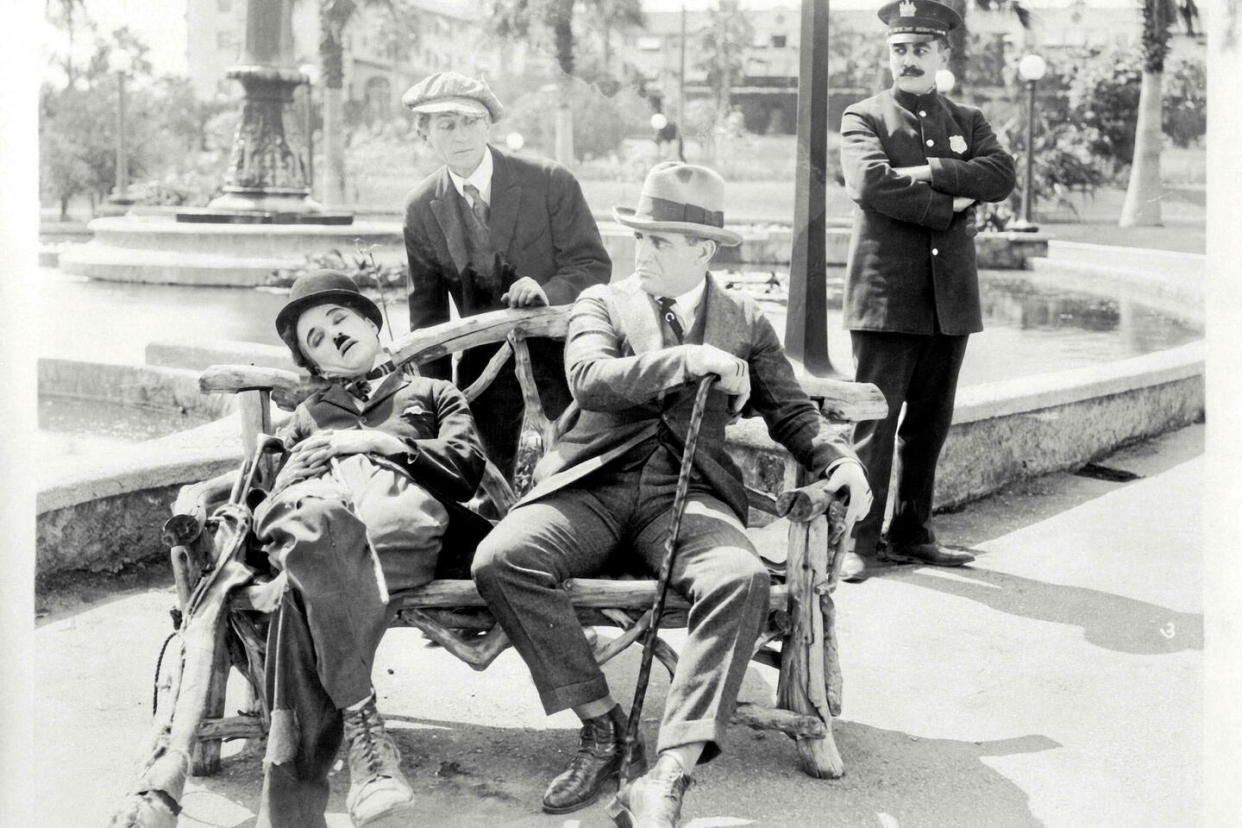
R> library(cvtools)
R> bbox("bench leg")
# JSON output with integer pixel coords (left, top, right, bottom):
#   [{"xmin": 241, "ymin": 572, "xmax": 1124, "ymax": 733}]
[
  {"xmin": 777, "ymin": 512, "xmax": 845, "ymax": 779},
  {"xmin": 190, "ymin": 622, "xmax": 230, "ymax": 776}
]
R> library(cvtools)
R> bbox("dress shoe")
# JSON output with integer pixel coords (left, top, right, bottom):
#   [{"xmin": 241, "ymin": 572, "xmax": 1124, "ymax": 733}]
[
  {"xmin": 606, "ymin": 753, "xmax": 693, "ymax": 828},
  {"xmin": 342, "ymin": 696, "xmax": 417, "ymax": 827},
  {"xmin": 543, "ymin": 704, "xmax": 647, "ymax": 814},
  {"xmin": 884, "ymin": 541, "xmax": 975, "ymax": 567}
]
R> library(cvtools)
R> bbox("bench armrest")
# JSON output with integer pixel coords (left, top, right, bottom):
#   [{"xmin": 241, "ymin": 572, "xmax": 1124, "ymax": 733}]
[
  {"xmin": 200, "ymin": 364, "xmax": 310, "ymax": 410},
  {"xmin": 799, "ymin": 375, "xmax": 888, "ymax": 422}
]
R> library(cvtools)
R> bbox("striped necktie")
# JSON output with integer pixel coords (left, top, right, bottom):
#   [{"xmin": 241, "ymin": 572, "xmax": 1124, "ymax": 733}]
[
  {"xmin": 462, "ymin": 182, "xmax": 489, "ymax": 226},
  {"xmin": 657, "ymin": 297, "xmax": 685, "ymax": 344}
]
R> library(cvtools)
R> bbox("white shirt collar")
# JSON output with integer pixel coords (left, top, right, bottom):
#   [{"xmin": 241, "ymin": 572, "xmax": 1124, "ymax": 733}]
[
  {"xmin": 447, "ymin": 146, "xmax": 494, "ymax": 206},
  {"xmin": 657, "ymin": 275, "xmax": 708, "ymax": 333}
]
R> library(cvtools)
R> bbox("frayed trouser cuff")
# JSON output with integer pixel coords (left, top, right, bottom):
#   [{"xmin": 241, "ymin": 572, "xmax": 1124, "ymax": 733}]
[
  {"xmin": 656, "ymin": 718, "xmax": 725, "ymax": 764},
  {"xmin": 538, "ymin": 675, "xmax": 612, "ymax": 715}
]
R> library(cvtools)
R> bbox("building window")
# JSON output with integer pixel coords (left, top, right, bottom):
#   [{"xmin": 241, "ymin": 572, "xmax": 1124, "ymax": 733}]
[
  {"xmin": 771, "ymin": 34, "xmax": 787, "ymax": 48},
  {"xmin": 217, "ymin": 31, "xmax": 234, "ymax": 50},
  {"xmin": 217, "ymin": 0, "xmax": 231, "ymax": 11}
]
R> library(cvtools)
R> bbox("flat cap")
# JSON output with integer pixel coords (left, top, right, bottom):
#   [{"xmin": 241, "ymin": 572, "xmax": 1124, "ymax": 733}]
[
  {"xmin": 402, "ymin": 71, "xmax": 504, "ymax": 121},
  {"xmin": 878, "ymin": 0, "xmax": 963, "ymax": 40}
]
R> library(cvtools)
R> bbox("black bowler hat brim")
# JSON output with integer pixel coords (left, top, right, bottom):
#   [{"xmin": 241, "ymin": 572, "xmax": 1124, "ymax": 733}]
[{"xmin": 275, "ymin": 285, "xmax": 383, "ymax": 344}]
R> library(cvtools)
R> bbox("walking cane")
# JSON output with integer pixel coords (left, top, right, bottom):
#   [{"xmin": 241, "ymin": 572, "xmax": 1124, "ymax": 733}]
[{"xmin": 621, "ymin": 373, "xmax": 718, "ymax": 782}]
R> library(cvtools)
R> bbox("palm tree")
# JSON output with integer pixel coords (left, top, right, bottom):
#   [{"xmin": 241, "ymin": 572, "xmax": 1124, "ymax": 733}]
[
  {"xmin": 317, "ymin": 0, "xmax": 358, "ymax": 207},
  {"xmin": 698, "ymin": 0, "xmax": 753, "ymax": 117},
  {"xmin": 1119, "ymin": 0, "xmax": 1174, "ymax": 227}
]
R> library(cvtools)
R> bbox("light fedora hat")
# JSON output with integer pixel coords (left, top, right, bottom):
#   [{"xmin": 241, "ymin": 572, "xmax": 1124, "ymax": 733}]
[{"xmin": 613, "ymin": 162, "xmax": 742, "ymax": 247}]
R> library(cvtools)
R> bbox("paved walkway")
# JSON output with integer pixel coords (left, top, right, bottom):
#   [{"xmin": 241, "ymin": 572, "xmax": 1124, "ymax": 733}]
[{"xmin": 36, "ymin": 427, "xmax": 1202, "ymax": 827}]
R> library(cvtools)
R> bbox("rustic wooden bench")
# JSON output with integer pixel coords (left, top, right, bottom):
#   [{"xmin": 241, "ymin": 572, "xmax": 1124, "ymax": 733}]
[{"xmin": 112, "ymin": 305, "xmax": 886, "ymax": 827}]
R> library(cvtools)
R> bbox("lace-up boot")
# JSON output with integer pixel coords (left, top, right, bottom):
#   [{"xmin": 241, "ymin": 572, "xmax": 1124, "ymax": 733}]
[
  {"xmin": 341, "ymin": 697, "xmax": 417, "ymax": 827},
  {"xmin": 542, "ymin": 704, "xmax": 647, "ymax": 814}
]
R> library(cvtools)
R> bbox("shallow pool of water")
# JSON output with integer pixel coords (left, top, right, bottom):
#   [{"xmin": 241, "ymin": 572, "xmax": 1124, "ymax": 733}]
[
  {"xmin": 38, "ymin": 396, "xmax": 215, "ymax": 460},
  {"xmin": 39, "ymin": 266, "xmax": 1200, "ymax": 389}
]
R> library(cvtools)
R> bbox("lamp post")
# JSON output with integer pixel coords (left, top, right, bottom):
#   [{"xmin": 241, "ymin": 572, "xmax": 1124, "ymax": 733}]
[
  {"xmin": 299, "ymin": 63, "xmax": 318, "ymax": 198},
  {"xmin": 107, "ymin": 48, "xmax": 134, "ymax": 207},
  {"xmin": 1013, "ymin": 53, "xmax": 1046, "ymax": 232}
]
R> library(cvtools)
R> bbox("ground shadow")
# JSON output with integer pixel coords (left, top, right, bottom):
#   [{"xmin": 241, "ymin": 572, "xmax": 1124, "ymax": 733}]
[
  {"xmin": 163, "ymin": 713, "xmax": 1058, "ymax": 828},
  {"xmin": 893, "ymin": 567, "xmax": 1202, "ymax": 654}
]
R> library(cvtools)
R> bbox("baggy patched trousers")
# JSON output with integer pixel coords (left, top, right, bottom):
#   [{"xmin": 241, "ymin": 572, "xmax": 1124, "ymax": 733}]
[
  {"xmin": 253, "ymin": 454, "xmax": 449, "ymax": 828},
  {"xmin": 471, "ymin": 443, "xmax": 770, "ymax": 764}
]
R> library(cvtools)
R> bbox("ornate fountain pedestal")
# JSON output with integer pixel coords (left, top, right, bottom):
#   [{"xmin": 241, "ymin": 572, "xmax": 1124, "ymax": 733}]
[{"xmin": 178, "ymin": 66, "xmax": 351, "ymax": 225}]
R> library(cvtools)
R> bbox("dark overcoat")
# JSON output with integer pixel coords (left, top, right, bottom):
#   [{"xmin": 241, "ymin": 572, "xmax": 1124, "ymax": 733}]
[
  {"xmin": 521, "ymin": 274, "xmax": 859, "ymax": 525},
  {"xmin": 840, "ymin": 87, "xmax": 1016, "ymax": 335},
  {"xmin": 402, "ymin": 146, "xmax": 611, "ymax": 383}
]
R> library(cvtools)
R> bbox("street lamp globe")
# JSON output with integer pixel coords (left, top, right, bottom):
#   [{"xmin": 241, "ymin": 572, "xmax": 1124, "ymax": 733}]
[
  {"xmin": 934, "ymin": 69, "xmax": 956, "ymax": 94},
  {"xmin": 1018, "ymin": 54, "xmax": 1047, "ymax": 82},
  {"xmin": 650, "ymin": 113, "xmax": 669, "ymax": 131},
  {"xmin": 505, "ymin": 131, "xmax": 525, "ymax": 151},
  {"xmin": 107, "ymin": 48, "xmax": 133, "ymax": 76}
]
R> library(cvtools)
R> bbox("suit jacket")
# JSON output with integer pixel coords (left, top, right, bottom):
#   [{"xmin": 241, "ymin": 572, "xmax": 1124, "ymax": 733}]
[
  {"xmin": 521, "ymin": 274, "xmax": 860, "ymax": 524},
  {"xmin": 840, "ymin": 87, "xmax": 1016, "ymax": 335},
  {"xmin": 402, "ymin": 146, "xmax": 611, "ymax": 382},
  {"xmin": 278, "ymin": 373, "xmax": 491, "ymax": 568}
]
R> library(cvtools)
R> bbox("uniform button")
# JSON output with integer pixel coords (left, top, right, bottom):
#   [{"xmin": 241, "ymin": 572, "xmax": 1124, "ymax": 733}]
[
  {"xmin": 932, "ymin": 248, "xmax": 939, "ymax": 255},
  {"xmin": 926, "ymin": 139, "xmax": 934, "ymax": 147},
  {"xmin": 919, "ymin": 110, "xmax": 927, "ymax": 117}
]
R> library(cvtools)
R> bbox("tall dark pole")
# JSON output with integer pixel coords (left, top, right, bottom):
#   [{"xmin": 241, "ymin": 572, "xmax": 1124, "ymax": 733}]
[
  {"xmin": 679, "ymin": 2, "xmax": 687, "ymax": 129},
  {"xmin": 784, "ymin": 0, "xmax": 832, "ymax": 374},
  {"xmin": 1014, "ymin": 79, "xmax": 1039, "ymax": 231}
]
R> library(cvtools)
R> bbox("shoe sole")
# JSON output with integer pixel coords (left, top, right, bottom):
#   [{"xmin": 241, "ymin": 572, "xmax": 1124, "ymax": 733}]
[
  {"xmin": 355, "ymin": 799, "xmax": 419, "ymax": 828},
  {"xmin": 541, "ymin": 757, "xmax": 649, "ymax": 816},
  {"xmin": 881, "ymin": 551, "xmax": 973, "ymax": 566}
]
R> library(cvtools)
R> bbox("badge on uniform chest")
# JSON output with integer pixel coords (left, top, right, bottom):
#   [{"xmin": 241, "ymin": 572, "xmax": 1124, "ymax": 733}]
[{"xmin": 949, "ymin": 134, "xmax": 967, "ymax": 154}]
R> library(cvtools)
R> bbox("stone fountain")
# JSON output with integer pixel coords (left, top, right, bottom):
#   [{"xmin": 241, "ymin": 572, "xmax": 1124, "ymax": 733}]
[{"xmin": 59, "ymin": 0, "xmax": 407, "ymax": 286}]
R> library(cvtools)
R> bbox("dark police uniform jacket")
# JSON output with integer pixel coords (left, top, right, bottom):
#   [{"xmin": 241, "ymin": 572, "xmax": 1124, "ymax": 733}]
[{"xmin": 840, "ymin": 87, "xmax": 1015, "ymax": 335}]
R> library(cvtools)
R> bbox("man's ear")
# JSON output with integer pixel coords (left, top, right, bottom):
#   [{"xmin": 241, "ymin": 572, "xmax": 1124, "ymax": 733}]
[{"xmin": 697, "ymin": 239, "xmax": 719, "ymax": 265}]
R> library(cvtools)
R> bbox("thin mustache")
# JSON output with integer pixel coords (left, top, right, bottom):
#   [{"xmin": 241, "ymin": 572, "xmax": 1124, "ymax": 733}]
[{"xmin": 900, "ymin": 68, "xmax": 924, "ymax": 76}]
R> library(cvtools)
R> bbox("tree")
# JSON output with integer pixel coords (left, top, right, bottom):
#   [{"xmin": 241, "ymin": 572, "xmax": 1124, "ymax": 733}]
[
  {"xmin": 489, "ymin": 0, "xmax": 643, "ymax": 166},
  {"xmin": 944, "ymin": 0, "xmax": 1031, "ymax": 95},
  {"xmin": 1119, "ymin": 0, "xmax": 1175, "ymax": 227},
  {"xmin": 315, "ymin": 0, "xmax": 420, "ymax": 207},
  {"xmin": 697, "ymin": 0, "xmax": 753, "ymax": 116}
]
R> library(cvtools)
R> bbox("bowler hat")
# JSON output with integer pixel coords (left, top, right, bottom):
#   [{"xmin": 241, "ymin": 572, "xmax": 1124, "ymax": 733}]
[
  {"xmin": 275, "ymin": 270, "xmax": 383, "ymax": 360},
  {"xmin": 612, "ymin": 162, "xmax": 742, "ymax": 247},
  {"xmin": 402, "ymin": 72, "xmax": 505, "ymax": 121},
  {"xmin": 879, "ymin": 0, "xmax": 962, "ymax": 41}
]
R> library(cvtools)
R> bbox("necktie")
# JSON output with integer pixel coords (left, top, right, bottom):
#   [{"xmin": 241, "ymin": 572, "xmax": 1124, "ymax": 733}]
[
  {"xmin": 462, "ymin": 182, "xmax": 489, "ymax": 226},
  {"xmin": 339, "ymin": 360, "xmax": 395, "ymax": 402},
  {"xmin": 657, "ymin": 297, "xmax": 685, "ymax": 344}
]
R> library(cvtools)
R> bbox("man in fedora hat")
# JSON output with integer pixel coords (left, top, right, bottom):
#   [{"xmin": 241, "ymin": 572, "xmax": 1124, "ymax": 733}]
[
  {"xmin": 838, "ymin": 0, "xmax": 1015, "ymax": 580},
  {"xmin": 471, "ymin": 163, "xmax": 872, "ymax": 826},
  {"xmin": 254, "ymin": 271, "xmax": 490, "ymax": 828},
  {"xmin": 401, "ymin": 71, "xmax": 611, "ymax": 478}
]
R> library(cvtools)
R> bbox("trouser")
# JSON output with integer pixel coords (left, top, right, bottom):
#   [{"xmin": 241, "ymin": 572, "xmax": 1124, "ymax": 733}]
[
  {"xmin": 471, "ymin": 447, "xmax": 770, "ymax": 764},
  {"xmin": 849, "ymin": 331, "xmax": 969, "ymax": 558},
  {"xmin": 459, "ymin": 338, "xmax": 572, "ymax": 479},
  {"xmin": 254, "ymin": 454, "xmax": 449, "ymax": 828}
]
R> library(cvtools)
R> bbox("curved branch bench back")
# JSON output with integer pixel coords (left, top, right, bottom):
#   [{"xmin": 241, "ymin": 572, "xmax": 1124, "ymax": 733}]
[{"xmin": 125, "ymin": 304, "xmax": 886, "ymax": 823}]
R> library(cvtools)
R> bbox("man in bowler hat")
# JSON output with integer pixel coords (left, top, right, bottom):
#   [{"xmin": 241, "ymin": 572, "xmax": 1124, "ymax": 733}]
[
  {"xmin": 471, "ymin": 163, "xmax": 872, "ymax": 826},
  {"xmin": 401, "ymin": 72, "xmax": 611, "ymax": 478},
  {"xmin": 839, "ymin": 0, "xmax": 1015, "ymax": 580},
  {"xmin": 256, "ymin": 271, "xmax": 489, "ymax": 828}
]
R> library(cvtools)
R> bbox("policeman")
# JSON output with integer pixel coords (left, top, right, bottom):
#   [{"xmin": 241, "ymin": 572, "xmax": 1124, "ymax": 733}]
[{"xmin": 838, "ymin": 0, "xmax": 1016, "ymax": 580}]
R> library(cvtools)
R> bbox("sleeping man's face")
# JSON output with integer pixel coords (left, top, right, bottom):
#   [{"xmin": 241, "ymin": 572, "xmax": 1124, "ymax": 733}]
[{"xmin": 295, "ymin": 304, "xmax": 381, "ymax": 378}]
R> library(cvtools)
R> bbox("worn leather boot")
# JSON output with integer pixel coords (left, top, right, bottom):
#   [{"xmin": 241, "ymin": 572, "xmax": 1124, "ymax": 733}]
[
  {"xmin": 341, "ymin": 697, "xmax": 418, "ymax": 827},
  {"xmin": 606, "ymin": 753, "xmax": 693, "ymax": 828},
  {"xmin": 542, "ymin": 704, "xmax": 647, "ymax": 814}
]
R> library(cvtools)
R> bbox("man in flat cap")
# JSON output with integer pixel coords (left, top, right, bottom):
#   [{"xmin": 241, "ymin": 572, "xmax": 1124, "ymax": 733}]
[
  {"xmin": 401, "ymin": 72, "xmax": 611, "ymax": 479},
  {"xmin": 471, "ymin": 163, "xmax": 871, "ymax": 827},
  {"xmin": 839, "ymin": 0, "xmax": 1015, "ymax": 580}
]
